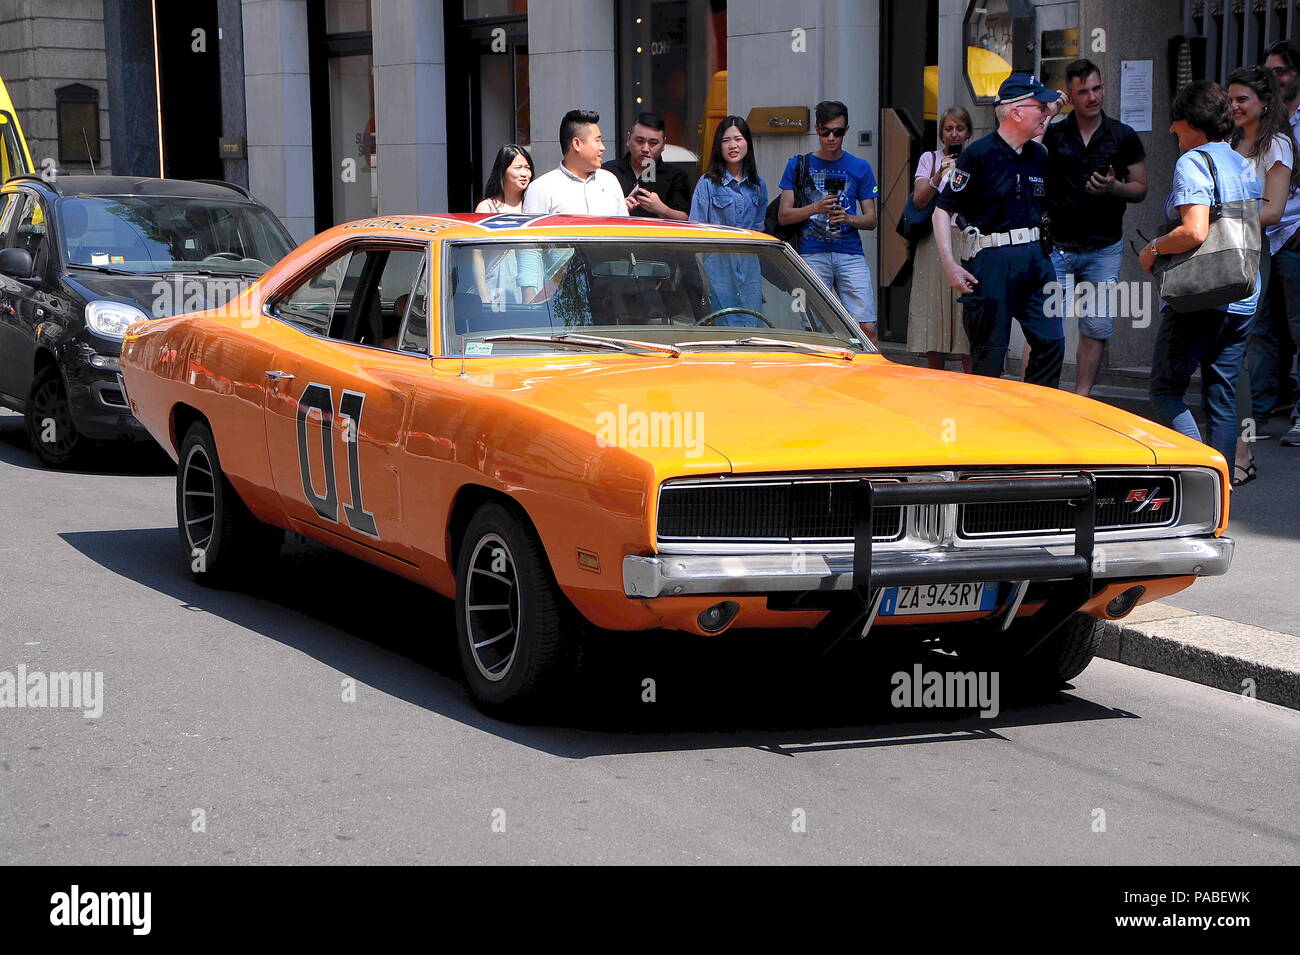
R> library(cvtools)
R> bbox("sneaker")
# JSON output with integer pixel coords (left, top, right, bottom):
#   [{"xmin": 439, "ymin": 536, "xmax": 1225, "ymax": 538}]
[{"xmin": 1282, "ymin": 419, "xmax": 1300, "ymax": 446}]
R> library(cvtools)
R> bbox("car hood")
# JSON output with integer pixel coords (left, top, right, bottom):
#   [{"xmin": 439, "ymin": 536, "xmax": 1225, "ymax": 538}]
[
  {"xmin": 66, "ymin": 271, "xmax": 257, "ymax": 318},
  {"xmin": 454, "ymin": 354, "xmax": 1181, "ymax": 473}
]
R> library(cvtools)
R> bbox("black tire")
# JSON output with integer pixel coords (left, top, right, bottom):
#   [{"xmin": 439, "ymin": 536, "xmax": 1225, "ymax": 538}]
[
  {"xmin": 177, "ymin": 421, "xmax": 282, "ymax": 586},
  {"xmin": 26, "ymin": 366, "xmax": 84, "ymax": 468},
  {"xmin": 1022, "ymin": 611, "xmax": 1104, "ymax": 684},
  {"xmin": 957, "ymin": 611, "xmax": 1103, "ymax": 691},
  {"xmin": 454, "ymin": 502, "xmax": 581, "ymax": 717}
]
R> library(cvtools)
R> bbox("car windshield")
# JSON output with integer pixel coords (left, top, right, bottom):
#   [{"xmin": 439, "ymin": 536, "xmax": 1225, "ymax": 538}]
[
  {"xmin": 57, "ymin": 195, "xmax": 293, "ymax": 276},
  {"xmin": 443, "ymin": 239, "xmax": 872, "ymax": 356}
]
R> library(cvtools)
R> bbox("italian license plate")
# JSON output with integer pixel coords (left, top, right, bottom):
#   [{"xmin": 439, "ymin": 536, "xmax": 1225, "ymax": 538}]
[{"xmin": 878, "ymin": 582, "xmax": 999, "ymax": 616}]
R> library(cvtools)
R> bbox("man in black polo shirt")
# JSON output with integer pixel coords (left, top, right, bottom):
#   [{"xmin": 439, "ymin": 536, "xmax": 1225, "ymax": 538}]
[
  {"xmin": 933, "ymin": 73, "xmax": 1066, "ymax": 387},
  {"xmin": 1042, "ymin": 58, "xmax": 1148, "ymax": 396},
  {"xmin": 602, "ymin": 111, "xmax": 691, "ymax": 220}
]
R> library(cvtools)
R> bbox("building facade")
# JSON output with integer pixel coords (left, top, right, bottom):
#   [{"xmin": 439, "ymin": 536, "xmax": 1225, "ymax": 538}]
[{"xmin": 0, "ymin": 0, "xmax": 1292, "ymax": 376}]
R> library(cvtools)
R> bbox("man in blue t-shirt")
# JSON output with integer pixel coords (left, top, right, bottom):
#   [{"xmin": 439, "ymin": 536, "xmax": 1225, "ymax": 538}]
[{"xmin": 778, "ymin": 100, "xmax": 880, "ymax": 344}]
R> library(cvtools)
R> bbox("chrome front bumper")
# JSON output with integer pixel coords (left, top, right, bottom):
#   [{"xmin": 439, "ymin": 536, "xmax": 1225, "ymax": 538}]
[{"xmin": 623, "ymin": 535, "xmax": 1234, "ymax": 598}]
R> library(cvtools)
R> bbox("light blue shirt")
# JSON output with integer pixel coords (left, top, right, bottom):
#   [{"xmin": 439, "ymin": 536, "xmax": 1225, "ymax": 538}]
[
  {"xmin": 690, "ymin": 171, "xmax": 768, "ymax": 321},
  {"xmin": 1164, "ymin": 142, "xmax": 1263, "ymax": 315}
]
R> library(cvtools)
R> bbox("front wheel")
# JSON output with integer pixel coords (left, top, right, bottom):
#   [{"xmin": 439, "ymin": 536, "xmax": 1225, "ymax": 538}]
[
  {"xmin": 26, "ymin": 366, "xmax": 83, "ymax": 468},
  {"xmin": 960, "ymin": 611, "xmax": 1104, "ymax": 691},
  {"xmin": 455, "ymin": 503, "xmax": 581, "ymax": 716},
  {"xmin": 177, "ymin": 421, "xmax": 282, "ymax": 586}
]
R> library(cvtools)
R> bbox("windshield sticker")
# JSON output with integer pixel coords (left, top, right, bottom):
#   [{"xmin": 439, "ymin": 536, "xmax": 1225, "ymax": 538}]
[
  {"xmin": 465, "ymin": 341, "xmax": 493, "ymax": 356},
  {"xmin": 110, "ymin": 255, "xmax": 125, "ymax": 264},
  {"xmin": 91, "ymin": 253, "xmax": 109, "ymax": 265}
]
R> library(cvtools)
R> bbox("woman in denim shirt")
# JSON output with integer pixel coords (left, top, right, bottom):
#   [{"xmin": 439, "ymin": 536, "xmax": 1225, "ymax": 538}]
[{"xmin": 690, "ymin": 115, "xmax": 768, "ymax": 323}]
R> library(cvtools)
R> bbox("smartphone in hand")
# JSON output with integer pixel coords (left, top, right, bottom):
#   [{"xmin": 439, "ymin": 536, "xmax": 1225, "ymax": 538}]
[{"xmin": 945, "ymin": 143, "xmax": 963, "ymax": 158}]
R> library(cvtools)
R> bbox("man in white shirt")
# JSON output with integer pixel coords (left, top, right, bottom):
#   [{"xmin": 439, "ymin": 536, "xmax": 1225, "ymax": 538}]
[{"xmin": 523, "ymin": 109, "xmax": 629, "ymax": 216}]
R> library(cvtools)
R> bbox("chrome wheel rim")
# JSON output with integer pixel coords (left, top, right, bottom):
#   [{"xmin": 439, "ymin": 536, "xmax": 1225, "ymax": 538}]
[
  {"xmin": 30, "ymin": 377, "xmax": 77, "ymax": 457},
  {"xmin": 464, "ymin": 533, "xmax": 519, "ymax": 682},
  {"xmin": 181, "ymin": 443, "xmax": 217, "ymax": 554}
]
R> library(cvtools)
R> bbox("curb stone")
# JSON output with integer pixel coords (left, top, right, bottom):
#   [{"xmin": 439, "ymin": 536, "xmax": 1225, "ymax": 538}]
[{"xmin": 1097, "ymin": 602, "xmax": 1300, "ymax": 709}]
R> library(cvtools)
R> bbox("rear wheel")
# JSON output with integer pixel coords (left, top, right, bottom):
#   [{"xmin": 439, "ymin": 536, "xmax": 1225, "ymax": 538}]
[
  {"xmin": 455, "ymin": 503, "xmax": 581, "ymax": 717},
  {"xmin": 177, "ymin": 421, "xmax": 282, "ymax": 585},
  {"xmin": 26, "ymin": 366, "xmax": 83, "ymax": 468}
]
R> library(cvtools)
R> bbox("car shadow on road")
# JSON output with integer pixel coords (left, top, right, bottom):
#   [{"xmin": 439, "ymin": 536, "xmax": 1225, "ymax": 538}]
[
  {"xmin": 60, "ymin": 526, "xmax": 1140, "ymax": 759},
  {"xmin": 0, "ymin": 412, "xmax": 174, "ymax": 476}
]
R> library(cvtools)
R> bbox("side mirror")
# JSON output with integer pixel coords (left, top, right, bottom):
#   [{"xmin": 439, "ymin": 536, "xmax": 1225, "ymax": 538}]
[{"xmin": 0, "ymin": 247, "xmax": 33, "ymax": 279}]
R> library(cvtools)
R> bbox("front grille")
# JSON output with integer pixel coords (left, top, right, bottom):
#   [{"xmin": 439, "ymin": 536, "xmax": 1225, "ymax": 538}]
[
  {"xmin": 658, "ymin": 481, "xmax": 905, "ymax": 542},
  {"xmin": 960, "ymin": 474, "xmax": 1177, "ymax": 537}
]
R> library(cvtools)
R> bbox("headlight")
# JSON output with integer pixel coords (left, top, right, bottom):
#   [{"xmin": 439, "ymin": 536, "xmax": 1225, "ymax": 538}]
[{"xmin": 85, "ymin": 301, "xmax": 151, "ymax": 339}]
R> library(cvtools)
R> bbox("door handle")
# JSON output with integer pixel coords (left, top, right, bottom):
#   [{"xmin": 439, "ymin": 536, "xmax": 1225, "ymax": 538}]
[{"xmin": 264, "ymin": 370, "xmax": 295, "ymax": 381}]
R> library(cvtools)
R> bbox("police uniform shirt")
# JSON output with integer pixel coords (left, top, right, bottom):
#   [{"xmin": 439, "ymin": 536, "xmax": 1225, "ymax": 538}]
[{"xmin": 935, "ymin": 131, "xmax": 1049, "ymax": 236}]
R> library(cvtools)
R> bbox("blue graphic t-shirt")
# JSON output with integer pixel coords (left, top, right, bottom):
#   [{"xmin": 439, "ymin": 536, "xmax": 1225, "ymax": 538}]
[{"xmin": 779, "ymin": 152, "xmax": 879, "ymax": 255}]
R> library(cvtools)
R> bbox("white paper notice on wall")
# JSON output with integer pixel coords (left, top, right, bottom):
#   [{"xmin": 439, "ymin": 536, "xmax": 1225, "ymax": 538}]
[{"xmin": 1120, "ymin": 59, "xmax": 1154, "ymax": 132}]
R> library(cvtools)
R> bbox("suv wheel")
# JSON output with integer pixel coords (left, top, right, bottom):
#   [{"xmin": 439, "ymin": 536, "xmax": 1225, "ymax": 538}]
[{"xmin": 26, "ymin": 366, "xmax": 82, "ymax": 468}]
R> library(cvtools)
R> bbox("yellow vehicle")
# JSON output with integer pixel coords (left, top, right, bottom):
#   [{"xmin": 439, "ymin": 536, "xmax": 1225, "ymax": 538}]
[{"xmin": 0, "ymin": 76, "xmax": 34, "ymax": 180}]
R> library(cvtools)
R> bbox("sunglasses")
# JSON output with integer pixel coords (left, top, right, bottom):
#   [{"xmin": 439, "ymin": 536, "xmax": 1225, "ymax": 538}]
[{"xmin": 817, "ymin": 126, "xmax": 849, "ymax": 138}]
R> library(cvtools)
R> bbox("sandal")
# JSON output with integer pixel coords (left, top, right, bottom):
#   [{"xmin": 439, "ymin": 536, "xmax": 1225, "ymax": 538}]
[{"xmin": 1232, "ymin": 461, "xmax": 1258, "ymax": 487}]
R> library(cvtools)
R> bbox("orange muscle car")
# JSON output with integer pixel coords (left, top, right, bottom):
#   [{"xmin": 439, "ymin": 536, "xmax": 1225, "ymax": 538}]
[{"xmin": 120, "ymin": 214, "xmax": 1233, "ymax": 715}]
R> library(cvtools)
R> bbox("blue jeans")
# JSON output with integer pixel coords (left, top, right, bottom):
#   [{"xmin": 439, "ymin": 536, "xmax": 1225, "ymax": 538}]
[
  {"xmin": 1050, "ymin": 239, "xmax": 1125, "ymax": 339},
  {"xmin": 962, "ymin": 244, "xmax": 1064, "ymax": 387},
  {"xmin": 1252, "ymin": 245, "xmax": 1300, "ymax": 422},
  {"xmin": 803, "ymin": 251, "xmax": 876, "ymax": 329},
  {"xmin": 1150, "ymin": 307, "xmax": 1253, "ymax": 463}
]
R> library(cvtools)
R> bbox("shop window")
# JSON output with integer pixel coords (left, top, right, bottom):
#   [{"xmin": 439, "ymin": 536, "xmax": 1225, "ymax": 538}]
[
  {"xmin": 618, "ymin": 0, "xmax": 726, "ymax": 174},
  {"xmin": 963, "ymin": 0, "xmax": 1029, "ymax": 102}
]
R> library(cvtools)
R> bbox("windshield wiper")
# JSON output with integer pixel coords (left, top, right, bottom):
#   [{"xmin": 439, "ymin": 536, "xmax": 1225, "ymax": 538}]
[
  {"xmin": 673, "ymin": 337, "xmax": 856, "ymax": 360},
  {"xmin": 479, "ymin": 333, "xmax": 680, "ymax": 356},
  {"xmin": 68, "ymin": 263, "xmax": 139, "ymax": 276},
  {"xmin": 167, "ymin": 267, "xmax": 263, "ymax": 278}
]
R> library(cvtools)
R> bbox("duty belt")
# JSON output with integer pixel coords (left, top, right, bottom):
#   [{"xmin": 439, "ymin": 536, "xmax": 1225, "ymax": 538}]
[{"xmin": 967, "ymin": 226, "xmax": 1040, "ymax": 252}]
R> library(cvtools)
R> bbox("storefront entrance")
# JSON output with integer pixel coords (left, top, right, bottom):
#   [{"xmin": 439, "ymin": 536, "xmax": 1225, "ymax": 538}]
[{"xmin": 444, "ymin": 2, "xmax": 531, "ymax": 213}]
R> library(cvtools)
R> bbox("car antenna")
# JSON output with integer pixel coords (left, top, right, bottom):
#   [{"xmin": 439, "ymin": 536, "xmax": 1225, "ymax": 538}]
[{"xmin": 81, "ymin": 128, "xmax": 96, "ymax": 176}]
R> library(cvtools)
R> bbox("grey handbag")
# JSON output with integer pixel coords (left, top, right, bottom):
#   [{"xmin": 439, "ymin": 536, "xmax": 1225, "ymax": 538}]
[{"xmin": 1154, "ymin": 148, "xmax": 1261, "ymax": 313}]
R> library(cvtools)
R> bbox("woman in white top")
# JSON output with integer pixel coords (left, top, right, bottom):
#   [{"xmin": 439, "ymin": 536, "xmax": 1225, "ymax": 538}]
[
  {"xmin": 907, "ymin": 107, "xmax": 974, "ymax": 371},
  {"xmin": 1227, "ymin": 67, "xmax": 1300, "ymax": 485},
  {"xmin": 473, "ymin": 144, "xmax": 534, "ymax": 305}
]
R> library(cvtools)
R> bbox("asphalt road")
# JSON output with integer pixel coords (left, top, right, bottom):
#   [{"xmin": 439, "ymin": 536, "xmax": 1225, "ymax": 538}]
[{"xmin": 1, "ymin": 409, "xmax": 1296, "ymax": 864}]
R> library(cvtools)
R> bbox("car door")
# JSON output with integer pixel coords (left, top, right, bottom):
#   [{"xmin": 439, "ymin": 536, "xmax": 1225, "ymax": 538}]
[
  {"xmin": 0, "ymin": 189, "xmax": 35, "ymax": 403},
  {"xmin": 262, "ymin": 241, "xmax": 431, "ymax": 565}
]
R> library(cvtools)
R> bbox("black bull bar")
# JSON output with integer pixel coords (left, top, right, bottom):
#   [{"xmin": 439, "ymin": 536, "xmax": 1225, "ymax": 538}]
[{"xmin": 813, "ymin": 473, "xmax": 1097, "ymax": 651}]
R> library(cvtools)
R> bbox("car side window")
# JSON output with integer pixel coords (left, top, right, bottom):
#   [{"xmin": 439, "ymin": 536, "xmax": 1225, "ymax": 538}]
[
  {"xmin": 0, "ymin": 192, "xmax": 17, "ymax": 241},
  {"xmin": 10, "ymin": 192, "xmax": 48, "ymax": 272},
  {"xmin": 274, "ymin": 251, "xmax": 359, "ymax": 336},
  {"xmin": 397, "ymin": 255, "xmax": 431, "ymax": 354}
]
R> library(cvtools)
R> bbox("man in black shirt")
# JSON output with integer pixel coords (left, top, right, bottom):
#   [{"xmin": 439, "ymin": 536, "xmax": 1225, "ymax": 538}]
[
  {"xmin": 1042, "ymin": 59, "xmax": 1148, "ymax": 396},
  {"xmin": 602, "ymin": 111, "xmax": 691, "ymax": 220}
]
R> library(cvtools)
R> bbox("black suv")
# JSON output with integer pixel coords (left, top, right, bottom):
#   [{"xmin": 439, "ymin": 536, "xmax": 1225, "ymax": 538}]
[{"xmin": 0, "ymin": 175, "xmax": 295, "ymax": 466}]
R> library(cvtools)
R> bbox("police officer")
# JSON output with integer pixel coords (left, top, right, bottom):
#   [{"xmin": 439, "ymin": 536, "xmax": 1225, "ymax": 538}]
[{"xmin": 933, "ymin": 73, "xmax": 1066, "ymax": 387}]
